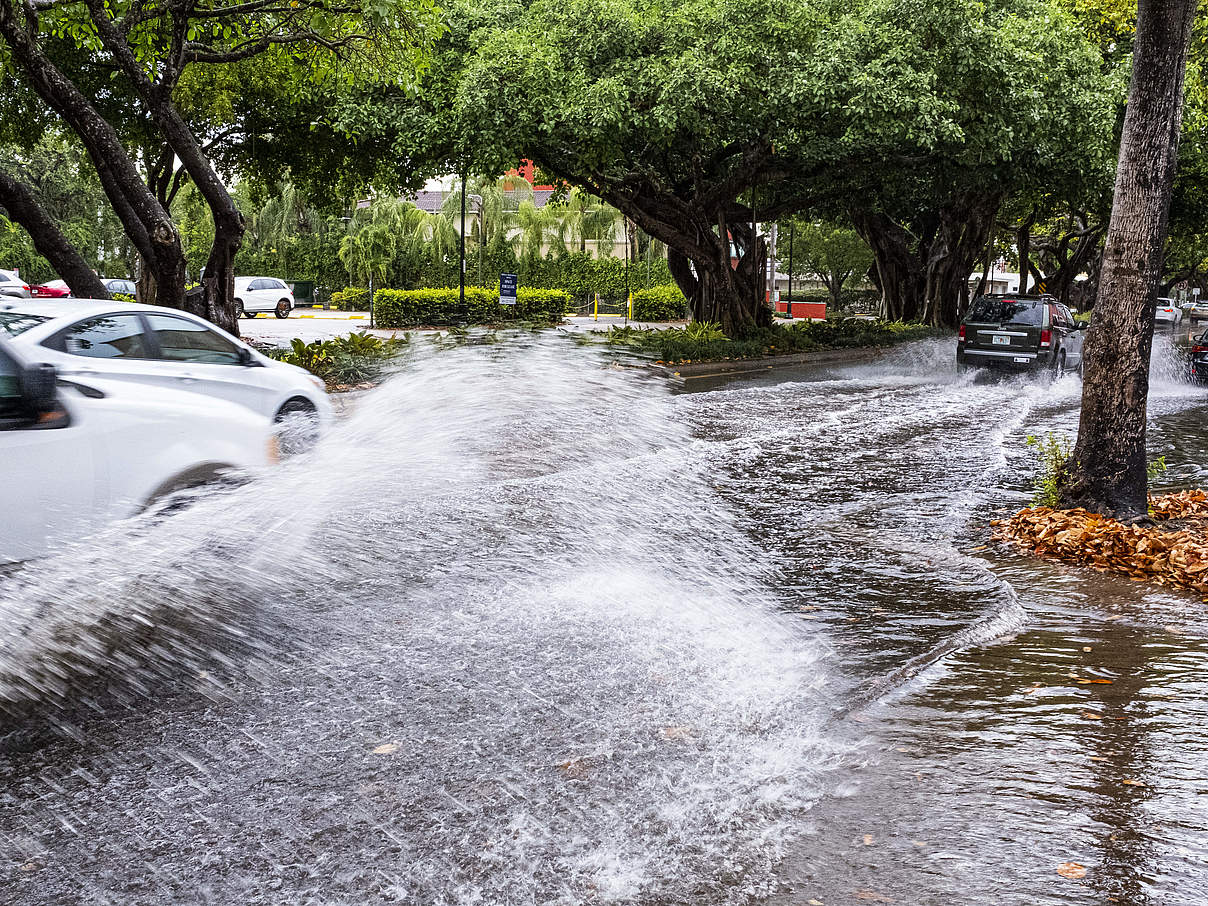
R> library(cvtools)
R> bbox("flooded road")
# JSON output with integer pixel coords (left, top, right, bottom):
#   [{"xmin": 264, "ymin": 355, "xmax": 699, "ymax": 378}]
[{"xmin": 2, "ymin": 335, "xmax": 1207, "ymax": 904}]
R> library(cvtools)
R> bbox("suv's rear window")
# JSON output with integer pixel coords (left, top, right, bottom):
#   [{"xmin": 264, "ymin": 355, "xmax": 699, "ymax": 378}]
[
  {"xmin": 0, "ymin": 312, "xmax": 50, "ymax": 337},
  {"xmin": 968, "ymin": 298, "xmax": 1044, "ymax": 327}
]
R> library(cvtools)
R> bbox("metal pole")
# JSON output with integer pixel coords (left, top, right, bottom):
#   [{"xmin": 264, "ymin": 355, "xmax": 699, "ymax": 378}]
[
  {"xmin": 369, "ymin": 273, "xmax": 374, "ymax": 329},
  {"xmin": 459, "ymin": 165, "xmax": 467, "ymax": 308},
  {"xmin": 624, "ymin": 218, "xmax": 630, "ymax": 324},
  {"xmin": 788, "ymin": 221, "xmax": 794, "ymax": 320}
]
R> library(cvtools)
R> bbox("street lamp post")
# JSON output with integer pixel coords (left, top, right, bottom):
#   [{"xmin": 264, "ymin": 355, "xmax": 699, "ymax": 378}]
[
  {"xmin": 787, "ymin": 221, "xmax": 794, "ymax": 320},
  {"xmin": 459, "ymin": 165, "xmax": 467, "ymax": 315},
  {"xmin": 468, "ymin": 194, "xmax": 483, "ymax": 286}
]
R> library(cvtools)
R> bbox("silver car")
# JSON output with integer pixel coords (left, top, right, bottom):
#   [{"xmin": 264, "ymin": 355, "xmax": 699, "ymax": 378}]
[{"xmin": 0, "ymin": 269, "xmax": 32, "ymax": 298}]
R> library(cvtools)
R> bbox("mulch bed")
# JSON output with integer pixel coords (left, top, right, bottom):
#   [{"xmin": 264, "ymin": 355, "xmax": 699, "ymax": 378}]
[{"xmin": 994, "ymin": 490, "xmax": 1208, "ymax": 597}]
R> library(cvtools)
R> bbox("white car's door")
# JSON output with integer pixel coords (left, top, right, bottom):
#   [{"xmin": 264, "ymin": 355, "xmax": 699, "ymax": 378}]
[
  {"xmin": 142, "ymin": 312, "xmax": 276, "ymax": 415},
  {"xmin": 0, "ymin": 347, "xmax": 97, "ymax": 564},
  {"xmin": 252, "ymin": 278, "xmax": 276, "ymax": 311}
]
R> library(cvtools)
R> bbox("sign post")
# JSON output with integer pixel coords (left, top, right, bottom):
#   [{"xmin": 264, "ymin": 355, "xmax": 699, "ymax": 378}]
[{"xmin": 499, "ymin": 273, "xmax": 518, "ymax": 307}]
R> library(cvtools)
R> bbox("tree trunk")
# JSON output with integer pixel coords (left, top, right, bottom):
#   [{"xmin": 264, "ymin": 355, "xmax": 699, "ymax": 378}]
[
  {"xmin": 81, "ymin": 2, "xmax": 244, "ymax": 335},
  {"xmin": 1016, "ymin": 207, "xmax": 1037, "ymax": 295},
  {"xmin": 851, "ymin": 211, "xmax": 922, "ymax": 321},
  {"xmin": 1058, "ymin": 0, "xmax": 1198, "ymax": 518},
  {"xmin": 920, "ymin": 194, "xmax": 1001, "ymax": 327},
  {"xmin": 0, "ymin": 167, "xmax": 109, "ymax": 299},
  {"xmin": 620, "ymin": 198, "xmax": 770, "ymax": 336}
]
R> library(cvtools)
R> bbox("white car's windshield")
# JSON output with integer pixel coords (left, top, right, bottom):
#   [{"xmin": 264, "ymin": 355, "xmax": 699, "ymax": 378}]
[{"xmin": 0, "ymin": 312, "xmax": 50, "ymax": 337}]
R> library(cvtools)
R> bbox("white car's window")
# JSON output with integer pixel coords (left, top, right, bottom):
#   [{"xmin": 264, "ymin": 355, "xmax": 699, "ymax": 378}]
[
  {"xmin": 0, "ymin": 273, "xmax": 10, "ymax": 282},
  {"xmin": 146, "ymin": 314, "xmax": 243, "ymax": 365},
  {"xmin": 0, "ymin": 345, "xmax": 21, "ymax": 420},
  {"xmin": 273, "ymin": 280, "xmax": 288, "ymax": 291},
  {"xmin": 0, "ymin": 312, "xmax": 50, "ymax": 337},
  {"xmin": 62, "ymin": 314, "xmax": 151, "ymax": 358}
]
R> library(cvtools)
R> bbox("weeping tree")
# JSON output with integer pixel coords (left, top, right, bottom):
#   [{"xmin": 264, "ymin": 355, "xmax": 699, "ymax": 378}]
[
  {"xmin": 0, "ymin": 0, "xmax": 435, "ymax": 332},
  {"xmin": 1058, "ymin": 0, "xmax": 1200, "ymax": 518},
  {"xmin": 340, "ymin": 198, "xmax": 427, "ymax": 288}
]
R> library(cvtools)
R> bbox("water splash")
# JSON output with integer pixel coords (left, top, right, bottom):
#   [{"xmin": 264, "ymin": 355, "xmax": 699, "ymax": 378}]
[{"xmin": 0, "ymin": 335, "xmax": 844, "ymax": 905}]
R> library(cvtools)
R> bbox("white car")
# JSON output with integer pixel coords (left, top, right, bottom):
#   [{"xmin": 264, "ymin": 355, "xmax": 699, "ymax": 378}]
[
  {"xmin": 1156, "ymin": 297, "xmax": 1184, "ymax": 326},
  {"xmin": 0, "ymin": 268, "xmax": 31, "ymax": 298},
  {"xmin": 234, "ymin": 276, "xmax": 294, "ymax": 319},
  {"xmin": 1189, "ymin": 299, "xmax": 1208, "ymax": 320},
  {"xmin": 0, "ymin": 336, "xmax": 277, "ymax": 564},
  {"xmin": 0, "ymin": 299, "xmax": 331, "ymax": 450}
]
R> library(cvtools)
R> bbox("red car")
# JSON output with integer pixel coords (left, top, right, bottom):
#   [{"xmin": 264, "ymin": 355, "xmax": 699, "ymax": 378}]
[{"xmin": 30, "ymin": 279, "xmax": 69, "ymax": 298}]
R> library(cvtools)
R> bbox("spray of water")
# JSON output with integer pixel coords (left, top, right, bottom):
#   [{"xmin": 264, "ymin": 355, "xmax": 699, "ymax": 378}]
[{"xmin": 0, "ymin": 335, "xmax": 846, "ymax": 905}]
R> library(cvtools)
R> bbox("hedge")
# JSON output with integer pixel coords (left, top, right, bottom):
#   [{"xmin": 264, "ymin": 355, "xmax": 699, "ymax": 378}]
[
  {"xmin": 331, "ymin": 287, "xmax": 370, "ymax": 311},
  {"xmin": 631, "ymin": 284, "xmax": 688, "ymax": 321},
  {"xmin": 372, "ymin": 287, "xmax": 569, "ymax": 328}
]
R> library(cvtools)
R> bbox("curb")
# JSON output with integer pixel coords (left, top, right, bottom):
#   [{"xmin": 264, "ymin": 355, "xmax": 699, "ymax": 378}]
[{"xmin": 652, "ymin": 346, "xmax": 890, "ymax": 380}]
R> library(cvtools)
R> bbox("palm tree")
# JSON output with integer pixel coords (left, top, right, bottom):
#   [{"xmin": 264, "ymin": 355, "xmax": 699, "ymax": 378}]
[{"xmin": 339, "ymin": 197, "xmax": 426, "ymax": 286}]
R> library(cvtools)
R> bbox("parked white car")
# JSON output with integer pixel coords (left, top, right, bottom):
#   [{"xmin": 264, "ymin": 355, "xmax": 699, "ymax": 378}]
[
  {"xmin": 234, "ymin": 276, "xmax": 294, "ymax": 319},
  {"xmin": 0, "ymin": 336, "xmax": 277, "ymax": 564},
  {"xmin": 1189, "ymin": 299, "xmax": 1208, "ymax": 320},
  {"xmin": 0, "ymin": 299, "xmax": 331, "ymax": 451},
  {"xmin": 1156, "ymin": 297, "xmax": 1184, "ymax": 326},
  {"xmin": 0, "ymin": 268, "xmax": 31, "ymax": 298}
]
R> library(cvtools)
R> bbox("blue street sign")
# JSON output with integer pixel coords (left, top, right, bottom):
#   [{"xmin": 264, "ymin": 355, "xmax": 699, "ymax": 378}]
[{"xmin": 500, "ymin": 273, "xmax": 518, "ymax": 305}]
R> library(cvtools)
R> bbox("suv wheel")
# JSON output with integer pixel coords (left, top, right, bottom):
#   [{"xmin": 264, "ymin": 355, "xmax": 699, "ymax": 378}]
[{"xmin": 275, "ymin": 299, "xmax": 291, "ymax": 319}]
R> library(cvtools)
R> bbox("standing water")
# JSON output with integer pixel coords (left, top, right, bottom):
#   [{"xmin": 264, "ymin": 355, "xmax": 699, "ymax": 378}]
[{"xmin": 1, "ymin": 333, "xmax": 1207, "ymax": 905}]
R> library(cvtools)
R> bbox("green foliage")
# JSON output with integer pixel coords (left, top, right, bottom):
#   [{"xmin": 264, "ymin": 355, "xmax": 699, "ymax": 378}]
[
  {"xmin": 1149, "ymin": 455, "xmax": 1168, "ymax": 485},
  {"xmin": 779, "ymin": 219, "xmax": 875, "ymax": 309},
  {"xmin": 0, "ymin": 136, "xmax": 136, "ymax": 283},
  {"xmin": 331, "ymin": 287, "xmax": 371, "ymax": 311},
  {"xmin": 372, "ymin": 287, "xmax": 568, "ymax": 328},
  {"xmin": 595, "ymin": 318, "xmax": 941, "ymax": 364},
  {"xmin": 1025, "ymin": 432, "xmax": 1072, "ymax": 507},
  {"xmin": 630, "ymin": 285, "xmax": 688, "ymax": 321},
  {"xmin": 260, "ymin": 332, "xmax": 409, "ymax": 386}
]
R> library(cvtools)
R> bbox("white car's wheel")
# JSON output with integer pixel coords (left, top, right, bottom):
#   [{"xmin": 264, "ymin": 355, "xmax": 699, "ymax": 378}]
[
  {"xmin": 275, "ymin": 299, "xmax": 292, "ymax": 319},
  {"xmin": 273, "ymin": 398, "xmax": 319, "ymax": 455}
]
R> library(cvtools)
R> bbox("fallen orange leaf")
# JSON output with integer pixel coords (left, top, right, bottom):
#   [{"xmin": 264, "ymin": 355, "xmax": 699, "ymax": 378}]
[{"xmin": 1057, "ymin": 862, "xmax": 1087, "ymax": 879}]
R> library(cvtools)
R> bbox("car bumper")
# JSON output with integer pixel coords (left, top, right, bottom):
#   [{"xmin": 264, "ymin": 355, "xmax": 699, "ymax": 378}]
[{"xmin": 957, "ymin": 347, "xmax": 1047, "ymax": 370}]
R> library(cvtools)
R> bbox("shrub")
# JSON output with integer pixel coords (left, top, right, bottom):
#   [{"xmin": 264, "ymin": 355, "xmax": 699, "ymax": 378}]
[
  {"xmin": 372, "ymin": 287, "xmax": 568, "ymax": 328},
  {"xmin": 592, "ymin": 317, "xmax": 942, "ymax": 363},
  {"xmin": 260, "ymin": 332, "xmax": 408, "ymax": 386},
  {"xmin": 631, "ymin": 284, "xmax": 688, "ymax": 321},
  {"xmin": 331, "ymin": 287, "xmax": 370, "ymax": 311}
]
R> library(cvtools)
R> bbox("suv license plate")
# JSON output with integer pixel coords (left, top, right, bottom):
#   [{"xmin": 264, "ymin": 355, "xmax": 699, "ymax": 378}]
[
  {"xmin": 993, "ymin": 335, "xmax": 1010, "ymax": 345},
  {"xmin": 1014, "ymin": 356, "xmax": 1030, "ymax": 364}
]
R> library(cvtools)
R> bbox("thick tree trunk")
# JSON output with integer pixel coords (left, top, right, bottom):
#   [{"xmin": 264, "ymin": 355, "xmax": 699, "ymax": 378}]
[
  {"xmin": 1058, "ymin": 0, "xmax": 1198, "ymax": 518},
  {"xmin": 920, "ymin": 195, "xmax": 1001, "ymax": 327},
  {"xmin": 0, "ymin": 167, "xmax": 109, "ymax": 299},
  {"xmin": 82, "ymin": 3, "xmax": 244, "ymax": 334},
  {"xmin": 851, "ymin": 211, "xmax": 922, "ymax": 321},
  {"xmin": 617, "ymin": 197, "xmax": 770, "ymax": 336}
]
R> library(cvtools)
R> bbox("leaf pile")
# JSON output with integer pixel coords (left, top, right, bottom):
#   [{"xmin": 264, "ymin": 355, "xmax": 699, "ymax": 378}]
[{"xmin": 994, "ymin": 492, "xmax": 1208, "ymax": 597}]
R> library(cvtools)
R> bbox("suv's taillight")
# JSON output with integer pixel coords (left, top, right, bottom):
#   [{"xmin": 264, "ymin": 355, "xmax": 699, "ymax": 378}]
[
  {"xmin": 1194, "ymin": 344, "xmax": 1207, "ymax": 354},
  {"xmin": 1040, "ymin": 329, "xmax": 1052, "ymax": 348},
  {"xmin": 958, "ymin": 324, "xmax": 966, "ymax": 341}
]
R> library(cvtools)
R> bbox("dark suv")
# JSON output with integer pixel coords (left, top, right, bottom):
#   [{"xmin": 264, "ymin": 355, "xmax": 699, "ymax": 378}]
[{"xmin": 957, "ymin": 294, "xmax": 1085, "ymax": 374}]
